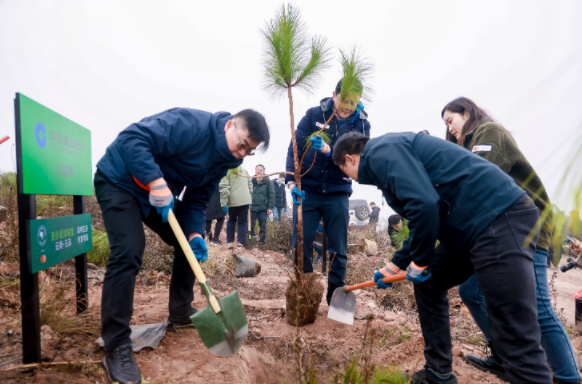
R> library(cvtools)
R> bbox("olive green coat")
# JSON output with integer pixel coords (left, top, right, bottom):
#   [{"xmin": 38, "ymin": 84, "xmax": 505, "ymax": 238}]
[{"xmin": 464, "ymin": 122, "xmax": 553, "ymax": 251}]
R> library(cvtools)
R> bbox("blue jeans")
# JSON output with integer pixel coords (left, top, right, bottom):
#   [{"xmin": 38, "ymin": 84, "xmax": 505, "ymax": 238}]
[
  {"xmin": 273, "ymin": 206, "xmax": 285, "ymax": 222},
  {"xmin": 459, "ymin": 249, "xmax": 580, "ymax": 383},
  {"xmin": 250, "ymin": 211, "xmax": 268, "ymax": 243}
]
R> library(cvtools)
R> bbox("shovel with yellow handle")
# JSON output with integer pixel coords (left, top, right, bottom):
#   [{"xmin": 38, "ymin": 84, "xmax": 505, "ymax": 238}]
[
  {"xmin": 167, "ymin": 209, "xmax": 247, "ymax": 356},
  {"xmin": 328, "ymin": 273, "xmax": 407, "ymax": 325}
]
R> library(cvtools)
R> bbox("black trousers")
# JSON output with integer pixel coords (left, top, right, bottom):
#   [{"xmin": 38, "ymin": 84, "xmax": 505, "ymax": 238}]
[
  {"xmin": 94, "ymin": 170, "xmax": 196, "ymax": 351},
  {"xmin": 292, "ymin": 190, "xmax": 349, "ymax": 304},
  {"xmin": 226, "ymin": 205, "xmax": 249, "ymax": 245},
  {"xmin": 414, "ymin": 194, "xmax": 551, "ymax": 383},
  {"xmin": 205, "ymin": 217, "xmax": 224, "ymax": 240}
]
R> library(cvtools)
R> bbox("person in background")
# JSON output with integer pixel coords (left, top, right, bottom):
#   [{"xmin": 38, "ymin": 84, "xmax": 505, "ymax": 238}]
[
  {"xmin": 388, "ymin": 214, "xmax": 403, "ymax": 238},
  {"xmin": 204, "ymin": 188, "xmax": 226, "ymax": 245},
  {"xmin": 272, "ymin": 173, "xmax": 287, "ymax": 222},
  {"xmin": 94, "ymin": 108, "xmax": 269, "ymax": 383},
  {"xmin": 369, "ymin": 202, "xmax": 380, "ymax": 225},
  {"xmin": 333, "ymin": 130, "xmax": 552, "ymax": 384},
  {"xmin": 286, "ymin": 78, "xmax": 371, "ymax": 304},
  {"xmin": 251, "ymin": 164, "xmax": 274, "ymax": 244},
  {"xmin": 219, "ymin": 167, "xmax": 253, "ymax": 246},
  {"xmin": 443, "ymin": 97, "xmax": 578, "ymax": 384}
]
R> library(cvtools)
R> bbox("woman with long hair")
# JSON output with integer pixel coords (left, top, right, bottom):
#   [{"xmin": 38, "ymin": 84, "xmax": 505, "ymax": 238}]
[{"xmin": 442, "ymin": 97, "xmax": 579, "ymax": 384}]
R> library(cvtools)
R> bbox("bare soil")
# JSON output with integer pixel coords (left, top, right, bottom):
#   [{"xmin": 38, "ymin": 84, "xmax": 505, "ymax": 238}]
[{"xmin": 0, "ymin": 244, "xmax": 580, "ymax": 383}]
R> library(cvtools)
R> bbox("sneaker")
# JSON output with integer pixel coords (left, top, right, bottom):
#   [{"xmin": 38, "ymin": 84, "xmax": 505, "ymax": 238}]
[
  {"xmin": 210, "ymin": 239, "xmax": 223, "ymax": 246},
  {"xmin": 103, "ymin": 344, "xmax": 141, "ymax": 384},
  {"xmin": 312, "ymin": 255, "xmax": 322, "ymax": 265},
  {"xmin": 168, "ymin": 306, "xmax": 198, "ymax": 327},
  {"xmin": 405, "ymin": 368, "xmax": 458, "ymax": 384}
]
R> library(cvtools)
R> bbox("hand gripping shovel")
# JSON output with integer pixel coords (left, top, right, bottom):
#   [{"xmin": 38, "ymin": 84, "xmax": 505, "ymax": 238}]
[
  {"xmin": 328, "ymin": 273, "xmax": 407, "ymax": 325},
  {"xmin": 167, "ymin": 209, "xmax": 248, "ymax": 356},
  {"xmin": 244, "ymin": 210, "xmax": 256, "ymax": 250}
]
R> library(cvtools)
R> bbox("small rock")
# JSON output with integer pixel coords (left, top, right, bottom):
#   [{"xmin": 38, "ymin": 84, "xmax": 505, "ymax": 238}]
[
  {"xmin": 15, "ymin": 328, "xmax": 22, "ymax": 336},
  {"xmin": 6, "ymin": 330, "xmax": 13, "ymax": 336},
  {"xmin": 452, "ymin": 348, "xmax": 463, "ymax": 357},
  {"xmin": 5, "ymin": 346, "xmax": 13, "ymax": 353},
  {"xmin": 52, "ymin": 355, "xmax": 64, "ymax": 363}
]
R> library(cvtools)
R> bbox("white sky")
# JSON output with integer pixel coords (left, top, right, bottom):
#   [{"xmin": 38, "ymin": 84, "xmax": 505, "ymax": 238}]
[{"xmin": 1, "ymin": 0, "xmax": 581, "ymax": 220}]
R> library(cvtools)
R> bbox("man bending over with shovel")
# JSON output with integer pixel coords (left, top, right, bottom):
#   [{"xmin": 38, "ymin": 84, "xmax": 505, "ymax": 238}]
[
  {"xmin": 94, "ymin": 108, "xmax": 270, "ymax": 384},
  {"xmin": 332, "ymin": 131, "xmax": 551, "ymax": 384}
]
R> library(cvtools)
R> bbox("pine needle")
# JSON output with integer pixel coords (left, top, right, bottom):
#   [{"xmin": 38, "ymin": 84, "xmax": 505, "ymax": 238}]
[{"xmin": 338, "ymin": 45, "xmax": 374, "ymax": 104}]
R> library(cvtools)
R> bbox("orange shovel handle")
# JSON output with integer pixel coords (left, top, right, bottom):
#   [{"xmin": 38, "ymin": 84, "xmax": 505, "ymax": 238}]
[
  {"xmin": 345, "ymin": 272, "xmax": 407, "ymax": 292},
  {"xmin": 0, "ymin": 136, "xmax": 9, "ymax": 145}
]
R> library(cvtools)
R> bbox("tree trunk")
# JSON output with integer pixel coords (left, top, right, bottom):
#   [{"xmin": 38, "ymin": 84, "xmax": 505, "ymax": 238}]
[{"xmin": 287, "ymin": 86, "xmax": 303, "ymax": 280}]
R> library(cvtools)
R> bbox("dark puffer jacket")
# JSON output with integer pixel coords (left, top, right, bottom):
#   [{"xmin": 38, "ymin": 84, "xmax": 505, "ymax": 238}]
[
  {"xmin": 251, "ymin": 178, "xmax": 275, "ymax": 212},
  {"xmin": 357, "ymin": 132, "xmax": 526, "ymax": 270},
  {"xmin": 285, "ymin": 98, "xmax": 370, "ymax": 194},
  {"xmin": 273, "ymin": 179, "xmax": 287, "ymax": 208}
]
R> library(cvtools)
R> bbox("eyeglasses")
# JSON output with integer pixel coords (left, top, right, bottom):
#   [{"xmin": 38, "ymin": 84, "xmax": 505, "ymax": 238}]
[{"xmin": 233, "ymin": 122, "xmax": 255, "ymax": 156}]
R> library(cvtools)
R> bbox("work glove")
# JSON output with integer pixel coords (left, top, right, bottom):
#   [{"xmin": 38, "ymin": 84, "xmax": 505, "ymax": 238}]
[
  {"xmin": 148, "ymin": 179, "xmax": 174, "ymax": 223},
  {"xmin": 291, "ymin": 186, "xmax": 305, "ymax": 205},
  {"xmin": 189, "ymin": 236, "xmax": 208, "ymax": 263},
  {"xmin": 406, "ymin": 262, "xmax": 431, "ymax": 284},
  {"xmin": 222, "ymin": 206, "xmax": 229, "ymax": 213},
  {"xmin": 373, "ymin": 264, "xmax": 399, "ymax": 289},
  {"xmin": 309, "ymin": 135, "xmax": 331, "ymax": 157}
]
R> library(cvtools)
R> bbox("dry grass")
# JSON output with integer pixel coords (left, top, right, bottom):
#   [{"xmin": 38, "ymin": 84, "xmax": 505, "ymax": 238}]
[
  {"xmin": 38, "ymin": 271, "xmax": 100, "ymax": 336},
  {"xmin": 263, "ymin": 215, "xmax": 294, "ymax": 253}
]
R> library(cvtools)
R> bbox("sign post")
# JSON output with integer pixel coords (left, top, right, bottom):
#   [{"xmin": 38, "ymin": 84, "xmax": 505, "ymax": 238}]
[{"xmin": 15, "ymin": 93, "xmax": 93, "ymax": 363}]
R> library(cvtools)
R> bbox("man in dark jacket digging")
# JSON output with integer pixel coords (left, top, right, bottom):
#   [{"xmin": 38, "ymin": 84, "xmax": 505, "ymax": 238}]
[
  {"xmin": 95, "ymin": 108, "xmax": 269, "ymax": 384},
  {"xmin": 332, "ymin": 131, "xmax": 551, "ymax": 384},
  {"xmin": 286, "ymin": 78, "xmax": 371, "ymax": 304}
]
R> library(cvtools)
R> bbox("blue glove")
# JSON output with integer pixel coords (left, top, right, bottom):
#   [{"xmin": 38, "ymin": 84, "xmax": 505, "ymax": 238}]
[
  {"xmin": 155, "ymin": 198, "xmax": 174, "ymax": 223},
  {"xmin": 309, "ymin": 135, "xmax": 324, "ymax": 151},
  {"xmin": 189, "ymin": 236, "xmax": 208, "ymax": 263},
  {"xmin": 373, "ymin": 264, "xmax": 398, "ymax": 289},
  {"xmin": 222, "ymin": 206, "xmax": 229, "ymax": 213},
  {"xmin": 291, "ymin": 186, "xmax": 305, "ymax": 205},
  {"xmin": 148, "ymin": 179, "xmax": 174, "ymax": 223},
  {"xmin": 406, "ymin": 262, "xmax": 431, "ymax": 284}
]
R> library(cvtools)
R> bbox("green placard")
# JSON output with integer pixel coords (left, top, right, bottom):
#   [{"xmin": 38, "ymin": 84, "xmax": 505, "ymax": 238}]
[
  {"xmin": 18, "ymin": 94, "xmax": 92, "ymax": 195},
  {"xmin": 28, "ymin": 214, "xmax": 93, "ymax": 273}
]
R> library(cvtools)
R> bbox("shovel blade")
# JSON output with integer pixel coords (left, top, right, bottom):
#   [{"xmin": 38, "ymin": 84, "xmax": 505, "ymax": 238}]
[
  {"xmin": 244, "ymin": 233, "xmax": 257, "ymax": 250},
  {"xmin": 327, "ymin": 287, "xmax": 357, "ymax": 325},
  {"xmin": 191, "ymin": 290, "xmax": 248, "ymax": 356}
]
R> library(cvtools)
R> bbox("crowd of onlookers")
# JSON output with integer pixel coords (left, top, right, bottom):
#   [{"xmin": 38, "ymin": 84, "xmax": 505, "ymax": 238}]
[{"xmin": 205, "ymin": 165, "xmax": 287, "ymax": 245}]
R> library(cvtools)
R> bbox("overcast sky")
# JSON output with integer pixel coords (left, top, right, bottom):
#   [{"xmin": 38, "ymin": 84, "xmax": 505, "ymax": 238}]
[{"xmin": 1, "ymin": 0, "xmax": 581, "ymax": 220}]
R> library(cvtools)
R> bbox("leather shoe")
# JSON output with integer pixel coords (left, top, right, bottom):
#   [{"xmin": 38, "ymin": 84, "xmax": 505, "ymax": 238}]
[
  {"xmin": 168, "ymin": 306, "xmax": 198, "ymax": 327},
  {"xmin": 103, "ymin": 344, "xmax": 141, "ymax": 384},
  {"xmin": 464, "ymin": 342, "xmax": 508, "ymax": 382}
]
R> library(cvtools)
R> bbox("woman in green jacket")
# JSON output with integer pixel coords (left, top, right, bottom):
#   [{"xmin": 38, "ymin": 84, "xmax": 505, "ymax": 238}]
[{"xmin": 442, "ymin": 97, "xmax": 579, "ymax": 384}]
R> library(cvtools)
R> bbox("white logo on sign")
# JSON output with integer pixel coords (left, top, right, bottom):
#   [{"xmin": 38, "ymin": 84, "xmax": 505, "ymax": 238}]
[{"xmin": 37, "ymin": 225, "xmax": 47, "ymax": 247}]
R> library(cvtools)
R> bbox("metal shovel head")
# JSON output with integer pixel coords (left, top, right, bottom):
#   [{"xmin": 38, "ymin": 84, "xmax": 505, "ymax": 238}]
[
  {"xmin": 244, "ymin": 233, "xmax": 257, "ymax": 250},
  {"xmin": 190, "ymin": 290, "xmax": 248, "ymax": 356},
  {"xmin": 234, "ymin": 254, "xmax": 260, "ymax": 277},
  {"xmin": 328, "ymin": 287, "xmax": 357, "ymax": 325}
]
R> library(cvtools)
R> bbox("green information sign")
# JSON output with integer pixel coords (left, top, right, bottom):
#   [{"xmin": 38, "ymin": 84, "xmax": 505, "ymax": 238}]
[
  {"xmin": 28, "ymin": 214, "xmax": 93, "ymax": 273},
  {"xmin": 18, "ymin": 94, "xmax": 92, "ymax": 195}
]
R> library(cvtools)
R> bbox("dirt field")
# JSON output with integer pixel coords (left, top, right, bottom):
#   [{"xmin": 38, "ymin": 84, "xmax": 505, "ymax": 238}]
[{"xmin": 0, "ymin": 243, "xmax": 581, "ymax": 383}]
